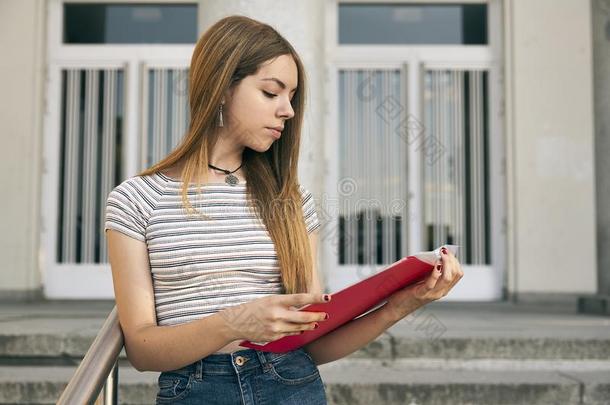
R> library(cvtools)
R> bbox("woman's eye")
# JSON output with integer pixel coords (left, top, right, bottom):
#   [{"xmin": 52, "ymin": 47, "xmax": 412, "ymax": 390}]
[{"xmin": 263, "ymin": 91, "xmax": 277, "ymax": 98}]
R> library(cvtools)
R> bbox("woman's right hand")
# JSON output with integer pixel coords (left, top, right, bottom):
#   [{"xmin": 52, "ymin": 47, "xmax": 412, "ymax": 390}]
[{"xmin": 218, "ymin": 293, "xmax": 331, "ymax": 342}]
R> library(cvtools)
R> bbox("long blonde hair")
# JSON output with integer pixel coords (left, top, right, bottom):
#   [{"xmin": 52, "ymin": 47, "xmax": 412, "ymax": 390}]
[{"xmin": 139, "ymin": 15, "xmax": 312, "ymax": 294}]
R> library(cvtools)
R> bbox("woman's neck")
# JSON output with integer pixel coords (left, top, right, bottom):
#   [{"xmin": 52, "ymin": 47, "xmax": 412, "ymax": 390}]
[{"xmin": 209, "ymin": 135, "xmax": 245, "ymax": 170}]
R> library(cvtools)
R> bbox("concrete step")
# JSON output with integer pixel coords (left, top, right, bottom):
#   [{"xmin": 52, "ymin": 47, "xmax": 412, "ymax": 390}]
[
  {"xmin": 1, "ymin": 359, "xmax": 609, "ymax": 404},
  {"xmin": 0, "ymin": 364, "xmax": 156, "ymax": 404},
  {"xmin": 1, "ymin": 300, "xmax": 609, "ymax": 403},
  {"xmin": 2, "ymin": 330, "xmax": 608, "ymax": 364},
  {"xmin": 2, "ymin": 307, "xmax": 609, "ymax": 363},
  {"xmin": 347, "ymin": 332, "xmax": 610, "ymax": 361},
  {"xmin": 320, "ymin": 358, "xmax": 610, "ymax": 405}
]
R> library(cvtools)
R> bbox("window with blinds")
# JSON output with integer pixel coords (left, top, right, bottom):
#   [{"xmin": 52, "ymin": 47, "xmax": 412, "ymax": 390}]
[
  {"xmin": 56, "ymin": 66, "xmax": 191, "ymax": 264},
  {"xmin": 337, "ymin": 69, "xmax": 409, "ymax": 265},
  {"xmin": 57, "ymin": 69, "xmax": 124, "ymax": 263},
  {"xmin": 337, "ymin": 68, "xmax": 490, "ymax": 266},
  {"xmin": 423, "ymin": 69, "xmax": 490, "ymax": 265}
]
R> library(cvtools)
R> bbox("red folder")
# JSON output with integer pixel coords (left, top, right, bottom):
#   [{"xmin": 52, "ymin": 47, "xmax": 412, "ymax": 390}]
[{"xmin": 239, "ymin": 245, "xmax": 458, "ymax": 353}]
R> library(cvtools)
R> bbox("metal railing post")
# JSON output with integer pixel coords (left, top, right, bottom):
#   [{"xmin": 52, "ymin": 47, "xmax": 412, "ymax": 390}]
[
  {"xmin": 57, "ymin": 306, "xmax": 124, "ymax": 405},
  {"xmin": 103, "ymin": 360, "xmax": 119, "ymax": 405}
]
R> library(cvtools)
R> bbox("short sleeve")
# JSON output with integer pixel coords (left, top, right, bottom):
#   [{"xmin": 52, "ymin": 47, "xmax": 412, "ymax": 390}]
[
  {"xmin": 299, "ymin": 185, "xmax": 321, "ymax": 234},
  {"xmin": 104, "ymin": 179, "xmax": 148, "ymax": 242}
]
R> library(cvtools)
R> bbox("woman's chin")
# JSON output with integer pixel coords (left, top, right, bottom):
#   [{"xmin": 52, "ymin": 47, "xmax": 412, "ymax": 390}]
[{"xmin": 248, "ymin": 140, "xmax": 275, "ymax": 153}]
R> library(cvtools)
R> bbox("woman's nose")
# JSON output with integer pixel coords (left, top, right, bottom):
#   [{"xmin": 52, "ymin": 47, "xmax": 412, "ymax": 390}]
[{"xmin": 279, "ymin": 99, "xmax": 294, "ymax": 119}]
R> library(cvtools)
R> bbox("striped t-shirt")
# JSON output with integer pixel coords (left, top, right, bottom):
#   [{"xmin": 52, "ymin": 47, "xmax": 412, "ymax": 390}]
[{"xmin": 104, "ymin": 171, "xmax": 321, "ymax": 326}]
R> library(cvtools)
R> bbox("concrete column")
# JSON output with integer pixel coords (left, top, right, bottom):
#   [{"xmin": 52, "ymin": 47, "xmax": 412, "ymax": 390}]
[
  {"xmin": 198, "ymin": 0, "xmax": 326, "ymax": 192},
  {"xmin": 0, "ymin": 0, "xmax": 46, "ymax": 299},
  {"xmin": 593, "ymin": 0, "xmax": 610, "ymax": 296},
  {"xmin": 579, "ymin": 0, "xmax": 610, "ymax": 314},
  {"xmin": 505, "ymin": 0, "xmax": 597, "ymax": 299},
  {"xmin": 197, "ymin": 0, "xmax": 327, "ymax": 289}
]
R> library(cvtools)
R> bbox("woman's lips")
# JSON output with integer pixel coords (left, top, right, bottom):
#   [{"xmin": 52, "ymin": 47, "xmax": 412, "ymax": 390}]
[{"xmin": 267, "ymin": 127, "xmax": 281, "ymax": 139}]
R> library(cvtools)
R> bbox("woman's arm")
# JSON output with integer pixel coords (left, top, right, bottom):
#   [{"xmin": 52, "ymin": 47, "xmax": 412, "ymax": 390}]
[
  {"xmin": 304, "ymin": 232, "xmax": 462, "ymax": 366},
  {"xmin": 304, "ymin": 297, "xmax": 421, "ymax": 366},
  {"xmin": 107, "ymin": 230, "xmax": 238, "ymax": 372}
]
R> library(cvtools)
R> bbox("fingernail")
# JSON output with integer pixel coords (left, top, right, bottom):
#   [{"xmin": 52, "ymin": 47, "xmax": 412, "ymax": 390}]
[
  {"xmin": 324, "ymin": 313, "xmax": 329, "ymax": 320},
  {"xmin": 314, "ymin": 323, "xmax": 319, "ymax": 329},
  {"xmin": 441, "ymin": 247, "xmax": 448, "ymax": 254},
  {"xmin": 323, "ymin": 294, "xmax": 331, "ymax": 302}
]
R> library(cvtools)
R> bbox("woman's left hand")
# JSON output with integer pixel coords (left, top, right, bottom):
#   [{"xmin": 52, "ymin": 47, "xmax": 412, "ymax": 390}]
[{"xmin": 384, "ymin": 247, "xmax": 464, "ymax": 322}]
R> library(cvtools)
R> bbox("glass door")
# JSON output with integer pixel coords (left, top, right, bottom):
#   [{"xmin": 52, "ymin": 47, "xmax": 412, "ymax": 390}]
[
  {"xmin": 324, "ymin": 61, "xmax": 501, "ymax": 301},
  {"xmin": 42, "ymin": 0, "xmax": 195, "ymax": 298},
  {"xmin": 423, "ymin": 69, "xmax": 490, "ymax": 265},
  {"xmin": 335, "ymin": 68, "xmax": 410, "ymax": 281},
  {"xmin": 323, "ymin": 1, "xmax": 504, "ymax": 300}
]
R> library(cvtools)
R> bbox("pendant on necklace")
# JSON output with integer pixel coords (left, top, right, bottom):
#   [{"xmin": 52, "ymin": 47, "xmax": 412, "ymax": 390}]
[{"xmin": 225, "ymin": 173, "xmax": 239, "ymax": 186}]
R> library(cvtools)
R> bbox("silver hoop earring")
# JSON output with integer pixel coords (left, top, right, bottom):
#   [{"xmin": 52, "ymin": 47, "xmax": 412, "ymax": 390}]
[{"xmin": 218, "ymin": 103, "xmax": 224, "ymax": 127}]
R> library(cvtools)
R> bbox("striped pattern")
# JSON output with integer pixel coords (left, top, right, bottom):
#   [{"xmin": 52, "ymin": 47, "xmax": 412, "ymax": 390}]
[
  {"xmin": 423, "ymin": 69, "xmax": 490, "ymax": 264},
  {"xmin": 59, "ymin": 68, "xmax": 123, "ymax": 264},
  {"xmin": 104, "ymin": 172, "xmax": 320, "ymax": 326},
  {"xmin": 338, "ymin": 69, "xmax": 409, "ymax": 265}
]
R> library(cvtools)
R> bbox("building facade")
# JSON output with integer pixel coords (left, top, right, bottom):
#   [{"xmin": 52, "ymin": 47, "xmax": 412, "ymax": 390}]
[{"xmin": 0, "ymin": 0, "xmax": 606, "ymax": 304}]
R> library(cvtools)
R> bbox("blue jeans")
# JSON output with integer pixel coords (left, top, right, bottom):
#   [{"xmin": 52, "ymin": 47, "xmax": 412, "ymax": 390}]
[{"xmin": 155, "ymin": 347, "xmax": 327, "ymax": 404}]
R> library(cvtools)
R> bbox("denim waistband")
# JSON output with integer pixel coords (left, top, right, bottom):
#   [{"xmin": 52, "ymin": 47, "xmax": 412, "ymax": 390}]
[{"xmin": 172, "ymin": 348, "xmax": 303, "ymax": 378}]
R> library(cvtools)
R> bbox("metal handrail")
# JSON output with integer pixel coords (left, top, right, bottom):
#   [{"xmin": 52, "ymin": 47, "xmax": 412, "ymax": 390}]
[{"xmin": 57, "ymin": 306, "xmax": 124, "ymax": 405}]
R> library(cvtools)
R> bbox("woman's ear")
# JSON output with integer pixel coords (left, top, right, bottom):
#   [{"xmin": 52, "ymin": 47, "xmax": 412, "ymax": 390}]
[
  {"xmin": 225, "ymin": 77, "xmax": 243, "ymax": 102},
  {"xmin": 223, "ymin": 86, "xmax": 235, "ymax": 105}
]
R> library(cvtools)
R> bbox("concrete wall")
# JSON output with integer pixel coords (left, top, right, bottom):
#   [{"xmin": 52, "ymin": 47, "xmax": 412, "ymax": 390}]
[
  {"xmin": 0, "ymin": 0, "xmax": 46, "ymax": 298},
  {"xmin": 592, "ymin": 0, "xmax": 610, "ymax": 295},
  {"xmin": 505, "ymin": 0, "xmax": 597, "ymax": 294},
  {"xmin": 0, "ymin": 0, "xmax": 601, "ymax": 299}
]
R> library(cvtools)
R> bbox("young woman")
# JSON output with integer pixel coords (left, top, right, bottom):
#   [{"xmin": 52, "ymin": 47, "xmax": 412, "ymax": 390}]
[{"xmin": 104, "ymin": 15, "xmax": 463, "ymax": 404}]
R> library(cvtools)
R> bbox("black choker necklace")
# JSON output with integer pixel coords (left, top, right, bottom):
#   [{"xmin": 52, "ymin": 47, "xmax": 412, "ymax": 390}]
[{"xmin": 207, "ymin": 162, "xmax": 243, "ymax": 186}]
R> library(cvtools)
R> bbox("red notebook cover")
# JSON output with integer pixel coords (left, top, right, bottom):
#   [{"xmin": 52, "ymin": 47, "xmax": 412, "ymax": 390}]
[{"xmin": 239, "ymin": 245, "xmax": 457, "ymax": 353}]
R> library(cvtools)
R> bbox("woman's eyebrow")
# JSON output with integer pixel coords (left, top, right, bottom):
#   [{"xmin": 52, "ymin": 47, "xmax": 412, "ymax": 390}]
[{"xmin": 261, "ymin": 77, "xmax": 297, "ymax": 93}]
